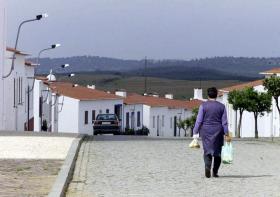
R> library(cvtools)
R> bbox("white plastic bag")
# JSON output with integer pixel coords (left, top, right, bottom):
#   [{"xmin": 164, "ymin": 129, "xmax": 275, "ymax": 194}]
[
  {"xmin": 189, "ymin": 138, "xmax": 200, "ymax": 149},
  {"xmin": 222, "ymin": 142, "xmax": 233, "ymax": 164}
]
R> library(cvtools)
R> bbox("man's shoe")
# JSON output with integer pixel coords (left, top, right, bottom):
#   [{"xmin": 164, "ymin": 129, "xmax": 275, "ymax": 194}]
[
  {"xmin": 205, "ymin": 168, "xmax": 211, "ymax": 178},
  {"xmin": 212, "ymin": 172, "xmax": 219, "ymax": 178}
]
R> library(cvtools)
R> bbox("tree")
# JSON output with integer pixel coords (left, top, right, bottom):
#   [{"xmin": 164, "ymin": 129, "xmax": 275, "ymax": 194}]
[
  {"xmin": 263, "ymin": 76, "xmax": 280, "ymax": 115},
  {"xmin": 245, "ymin": 87, "xmax": 272, "ymax": 138},
  {"xmin": 228, "ymin": 89, "xmax": 249, "ymax": 138},
  {"xmin": 177, "ymin": 119, "xmax": 188, "ymax": 137},
  {"xmin": 176, "ymin": 108, "xmax": 199, "ymax": 137},
  {"xmin": 185, "ymin": 108, "xmax": 199, "ymax": 137}
]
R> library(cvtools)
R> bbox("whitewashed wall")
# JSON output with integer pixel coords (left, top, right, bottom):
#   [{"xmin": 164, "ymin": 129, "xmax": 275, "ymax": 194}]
[
  {"xmin": 2, "ymin": 51, "xmax": 29, "ymax": 131},
  {"xmin": 143, "ymin": 105, "xmax": 151, "ymax": 128},
  {"xmin": 149, "ymin": 107, "xmax": 192, "ymax": 137},
  {"xmin": 57, "ymin": 96, "xmax": 79, "ymax": 133},
  {"xmin": 0, "ymin": 0, "xmax": 6, "ymax": 130},
  {"xmin": 221, "ymin": 84, "xmax": 280, "ymax": 138},
  {"xmin": 123, "ymin": 104, "xmax": 144, "ymax": 131},
  {"xmin": 33, "ymin": 79, "xmax": 42, "ymax": 131}
]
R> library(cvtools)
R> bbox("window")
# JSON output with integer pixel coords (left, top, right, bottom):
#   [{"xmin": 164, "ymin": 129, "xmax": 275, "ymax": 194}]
[
  {"xmin": 106, "ymin": 109, "xmax": 109, "ymax": 114},
  {"xmin": 20, "ymin": 77, "xmax": 23, "ymax": 104},
  {"xmin": 92, "ymin": 110, "xmax": 96, "ymax": 123},
  {"xmin": 153, "ymin": 116, "xmax": 155, "ymax": 128},
  {"xmin": 170, "ymin": 117, "xmax": 173, "ymax": 128},
  {"xmin": 137, "ymin": 111, "xmax": 141, "ymax": 127},
  {"xmin": 126, "ymin": 112, "xmax": 130, "ymax": 128},
  {"xmin": 84, "ymin": 111, "xmax": 88, "ymax": 124},
  {"xmin": 162, "ymin": 115, "xmax": 165, "ymax": 127},
  {"xmin": 97, "ymin": 114, "xmax": 117, "ymax": 120},
  {"xmin": 99, "ymin": 110, "xmax": 102, "ymax": 114}
]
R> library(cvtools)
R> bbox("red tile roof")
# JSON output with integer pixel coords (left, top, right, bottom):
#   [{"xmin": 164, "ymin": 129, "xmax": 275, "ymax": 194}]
[
  {"xmin": 47, "ymin": 81, "xmax": 122, "ymax": 101},
  {"xmin": 260, "ymin": 68, "xmax": 280, "ymax": 74},
  {"xmin": 124, "ymin": 93, "xmax": 202, "ymax": 110},
  {"xmin": 35, "ymin": 76, "xmax": 48, "ymax": 81},
  {"xmin": 25, "ymin": 61, "xmax": 36, "ymax": 67},
  {"xmin": 6, "ymin": 47, "xmax": 29, "ymax": 56},
  {"xmin": 219, "ymin": 79, "xmax": 264, "ymax": 93}
]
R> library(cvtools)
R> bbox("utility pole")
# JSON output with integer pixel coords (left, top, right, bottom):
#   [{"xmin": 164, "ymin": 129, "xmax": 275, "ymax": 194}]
[{"xmin": 144, "ymin": 57, "xmax": 147, "ymax": 94}]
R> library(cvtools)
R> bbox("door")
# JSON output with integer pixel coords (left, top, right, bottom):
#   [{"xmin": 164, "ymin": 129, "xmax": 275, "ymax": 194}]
[
  {"xmin": 131, "ymin": 112, "xmax": 135, "ymax": 130},
  {"xmin": 174, "ymin": 116, "xmax": 177, "ymax": 137},
  {"xmin": 157, "ymin": 115, "xmax": 160, "ymax": 136}
]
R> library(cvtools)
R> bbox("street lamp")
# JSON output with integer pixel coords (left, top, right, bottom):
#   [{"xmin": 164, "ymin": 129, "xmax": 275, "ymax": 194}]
[
  {"xmin": 26, "ymin": 44, "xmax": 61, "ymax": 131},
  {"xmin": 28, "ymin": 44, "xmax": 61, "ymax": 92},
  {"xmin": 3, "ymin": 13, "xmax": 48, "ymax": 78},
  {"xmin": 44, "ymin": 68, "xmax": 75, "ymax": 132}
]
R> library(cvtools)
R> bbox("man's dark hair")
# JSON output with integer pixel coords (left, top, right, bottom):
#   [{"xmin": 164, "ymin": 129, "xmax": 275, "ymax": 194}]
[{"xmin": 207, "ymin": 87, "xmax": 218, "ymax": 99}]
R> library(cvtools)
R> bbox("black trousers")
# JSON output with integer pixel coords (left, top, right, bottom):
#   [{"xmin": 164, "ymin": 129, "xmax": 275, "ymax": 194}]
[{"xmin": 204, "ymin": 154, "xmax": 221, "ymax": 174}]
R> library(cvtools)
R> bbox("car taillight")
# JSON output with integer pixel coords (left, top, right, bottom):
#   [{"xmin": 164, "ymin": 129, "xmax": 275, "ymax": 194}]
[
  {"xmin": 94, "ymin": 121, "xmax": 101, "ymax": 125},
  {"xmin": 114, "ymin": 121, "xmax": 119, "ymax": 125}
]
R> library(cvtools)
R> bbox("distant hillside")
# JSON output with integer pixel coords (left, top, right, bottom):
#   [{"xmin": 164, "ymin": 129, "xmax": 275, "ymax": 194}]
[
  {"xmin": 130, "ymin": 66, "xmax": 256, "ymax": 81},
  {"xmin": 33, "ymin": 56, "xmax": 280, "ymax": 80}
]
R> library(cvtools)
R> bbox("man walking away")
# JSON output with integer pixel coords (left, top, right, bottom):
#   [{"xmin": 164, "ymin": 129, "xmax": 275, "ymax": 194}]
[{"xmin": 193, "ymin": 87, "xmax": 231, "ymax": 178}]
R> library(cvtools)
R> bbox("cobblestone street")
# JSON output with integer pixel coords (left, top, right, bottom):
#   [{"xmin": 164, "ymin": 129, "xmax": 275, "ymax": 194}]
[{"xmin": 67, "ymin": 136, "xmax": 280, "ymax": 197}]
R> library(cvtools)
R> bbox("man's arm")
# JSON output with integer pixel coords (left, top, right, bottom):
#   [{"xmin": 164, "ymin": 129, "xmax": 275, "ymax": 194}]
[
  {"xmin": 222, "ymin": 106, "xmax": 232, "ymax": 142},
  {"xmin": 193, "ymin": 105, "xmax": 204, "ymax": 136},
  {"xmin": 222, "ymin": 106, "xmax": 229, "ymax": 136}
]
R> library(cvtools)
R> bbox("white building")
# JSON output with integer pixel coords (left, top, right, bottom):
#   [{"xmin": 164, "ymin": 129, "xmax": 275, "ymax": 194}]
[
  {"xmin": 218, "ymin": 70, "xmax": 280, "ymax": 138},
  {"xmin": 33, "ymin": 79, "xmax": 123, "ymax": 135},
  {"xmin": 119, "ymin": 91, "xmax": 202, "ymax": 137},
  {"xmin": 0, "ymin": 0, "xmax": 7, "ymax": 130},
  {"xmin": 0, "ymin": 47, "xmax": 35, "ymax": 131}
]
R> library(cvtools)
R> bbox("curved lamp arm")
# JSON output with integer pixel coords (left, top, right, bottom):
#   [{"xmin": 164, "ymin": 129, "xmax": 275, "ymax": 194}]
[{"xmin": 3, "ymin": 14, "xmax": 48, "ymax": 79}]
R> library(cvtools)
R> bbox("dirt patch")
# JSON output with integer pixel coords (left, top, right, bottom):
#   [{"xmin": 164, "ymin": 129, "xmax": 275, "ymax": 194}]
[{"xmin": 0, "ymin": 159, "xmax": 63, "ymax": 197}]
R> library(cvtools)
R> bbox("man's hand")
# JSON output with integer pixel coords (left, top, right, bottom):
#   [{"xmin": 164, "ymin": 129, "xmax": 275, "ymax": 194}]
[
  {"xmin": 225, "ymin": 134, "xmax": 232, "ymax": 142},
  {"xmin": 193, "ymin": 134, "xmax": 199, "ymax": 139}
]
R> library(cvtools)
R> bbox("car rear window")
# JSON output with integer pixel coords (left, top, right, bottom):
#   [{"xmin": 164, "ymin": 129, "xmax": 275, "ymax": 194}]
[{"xmin": 96, "ymin": 114, "xmax": 117, "ymax": 120}]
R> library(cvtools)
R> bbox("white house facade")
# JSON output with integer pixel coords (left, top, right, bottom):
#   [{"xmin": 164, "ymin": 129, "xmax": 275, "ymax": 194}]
[
  {"xmin": 1, "ymin": 48, "xmax": 35, "ymax": 131},
  {"xmin": 33, "ymin": 79, "xmax": 124, "ymax": 135},
  {"xmin": 121, "ymin": 92, "xmax": 202, "ymax": 137},
  {"xmin": 0, "ymin": 0, "xmax": 6, "ymax": 130},
  {"xmin": 218, "ymin": 71, "xmax": 280, "ymax": 138}
]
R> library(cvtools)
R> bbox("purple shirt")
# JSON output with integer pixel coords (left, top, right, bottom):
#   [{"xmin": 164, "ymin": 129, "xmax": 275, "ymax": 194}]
[{"xmin": 193, "ymin": 100, "xmax": 229, "ymax": 155}]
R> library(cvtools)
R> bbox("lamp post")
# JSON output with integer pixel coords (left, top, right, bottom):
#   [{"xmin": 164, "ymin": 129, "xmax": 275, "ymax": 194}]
[
  {"xmin": 26, "ymin": 44, "xmax": 61, "ymax": 131},
  {"xmin": 43, "ymin": 66, "xmax": 75, "ymax": 132},
  {"xmin": 5, "ymin": 14, "xmax": 48, "ymax": 131},
  {"xmin": 3, "ymin": 14, "xmax": 48, "ymax": 79}
]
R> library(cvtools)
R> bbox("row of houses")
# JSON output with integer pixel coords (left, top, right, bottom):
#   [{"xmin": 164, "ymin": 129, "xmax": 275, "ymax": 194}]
[
  {"xmin": 34, "ymin": 76, "xmax": 202, "ymax": 136},
  {"xmin": 1, "ymin": 42, "xmax": 280, "ymax": 138}
]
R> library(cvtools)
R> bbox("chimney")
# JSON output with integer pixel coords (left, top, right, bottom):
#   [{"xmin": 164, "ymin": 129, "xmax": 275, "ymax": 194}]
[
  {"xmin": 115, "ymin": 89, "xmax": 127, "ymax": 98},
  {"xmin": 151, "ymin": 92, "xmax": 159, "ymax": 97},
  {"xmin": 194, "ymin": 88, "xmax": 203, "ymax": 100},
  {"xmin": 87, "ymin": 85, "xmax": 96, "ymax": 89},
  {"xmin": 165, "ymin": 94, "xmax": 174, "ymax": 99}
]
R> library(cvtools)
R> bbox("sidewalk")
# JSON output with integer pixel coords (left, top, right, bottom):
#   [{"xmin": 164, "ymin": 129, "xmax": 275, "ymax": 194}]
[{"xmin": 0, "ymin": 131, "xmax": 76, "ymax": 196}]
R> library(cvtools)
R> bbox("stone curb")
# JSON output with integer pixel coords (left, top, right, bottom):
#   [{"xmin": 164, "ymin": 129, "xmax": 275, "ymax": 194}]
[{"xmin": 48, "ymin": 134, "xmax": 86, "ymax": 197}]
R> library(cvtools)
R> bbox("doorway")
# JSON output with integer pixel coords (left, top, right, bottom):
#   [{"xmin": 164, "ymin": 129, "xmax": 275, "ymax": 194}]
[{"xmin": 174, "ymin": 116, "xmax": 177, "ymax": 137}]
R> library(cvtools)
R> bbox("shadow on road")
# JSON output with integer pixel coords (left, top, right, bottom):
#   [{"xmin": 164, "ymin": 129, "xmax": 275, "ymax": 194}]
[{"xmin": 219, "ymin": 175, "xmax": 273, "ymax": 179}]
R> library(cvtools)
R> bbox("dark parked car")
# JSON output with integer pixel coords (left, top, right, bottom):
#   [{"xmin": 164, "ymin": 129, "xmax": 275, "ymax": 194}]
[{"xmin": 93, "ymin": 114, "xmax": 121, "ymax": 135}]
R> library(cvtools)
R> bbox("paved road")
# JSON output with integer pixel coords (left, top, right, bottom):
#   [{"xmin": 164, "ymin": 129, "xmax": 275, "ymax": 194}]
[{"xmin": 67, "ymin": 136, "xmax": 280, "ymax": 197}]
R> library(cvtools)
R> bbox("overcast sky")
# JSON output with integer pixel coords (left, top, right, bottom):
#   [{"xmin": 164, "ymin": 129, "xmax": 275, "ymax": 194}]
[{"xmin": 6, "ymin": 0, "xmax": 280, "ymax": 59}]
